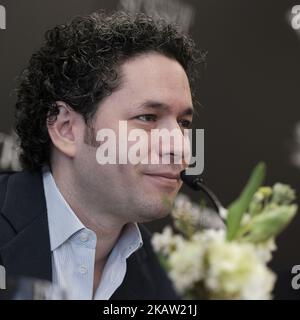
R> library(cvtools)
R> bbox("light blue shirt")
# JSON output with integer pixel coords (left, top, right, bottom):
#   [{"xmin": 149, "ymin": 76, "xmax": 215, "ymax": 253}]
[{"xmin": 42, "ymin": 167, "xmax": 143, "ymax": 300}]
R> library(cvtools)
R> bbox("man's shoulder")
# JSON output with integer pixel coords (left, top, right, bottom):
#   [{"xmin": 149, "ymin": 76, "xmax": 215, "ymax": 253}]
[
  {"xmin": 0, "ymin": 171, "xmax": 17, "ymax": 207},
  {"xmin": 0, "ymin": 170, "xmax": 40, "ymax": 186},
  {"xmin": 0, "ymin": 170, "xmax": 39, "ymax": 203},
  {"xmin": 0, "ymin": 170, "xmax": 15, "ymax": 184},
  {"xmin": 0, "ymin": 169, "xmax": 45, "ymax": 243},
  {"xmin": 0, "ymin": 171, "xmax": 19, "ymax": 250}
]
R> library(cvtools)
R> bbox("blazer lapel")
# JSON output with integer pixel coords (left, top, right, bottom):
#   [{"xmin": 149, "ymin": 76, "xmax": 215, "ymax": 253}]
[
  {"xmin": 110, "ymin": 242, "xmax": 156, "ymax": 300},
  {"xmin": 0, "ymin": 170, "xmax": 52, "ymax": 282}
]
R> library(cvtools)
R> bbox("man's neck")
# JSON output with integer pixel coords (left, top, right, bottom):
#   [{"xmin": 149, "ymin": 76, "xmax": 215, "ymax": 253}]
[{"xmin": 50, "ymin": 164, "xmax": 126, "ymax": 264}]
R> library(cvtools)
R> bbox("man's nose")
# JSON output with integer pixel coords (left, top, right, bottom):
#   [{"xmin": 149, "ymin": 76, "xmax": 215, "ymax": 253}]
[{"xmin": 157, "ymin": 120, "xmax": 191, "ymax": 166}]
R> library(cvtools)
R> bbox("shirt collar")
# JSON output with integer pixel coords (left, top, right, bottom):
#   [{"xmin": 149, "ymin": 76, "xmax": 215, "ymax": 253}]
[
  {"xmin": 43, "ymin": 166, "xmax": 84, "ymax": 251},
  {"xmin": 42, "ymin": 166, "xmax": 143, "ymax": 253},
  {"xmin": 116, "ymin": 222, "xmax": 143, "ymax": 259}
]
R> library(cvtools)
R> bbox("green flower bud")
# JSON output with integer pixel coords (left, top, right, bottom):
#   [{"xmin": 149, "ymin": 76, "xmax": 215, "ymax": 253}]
[
  {"xmin": 271, "ymin": 183, "xmax": 296, "ymax": 205},
  {"xmin": 242, "ymin": 204, "xmax": 298, "ymax": 243}
]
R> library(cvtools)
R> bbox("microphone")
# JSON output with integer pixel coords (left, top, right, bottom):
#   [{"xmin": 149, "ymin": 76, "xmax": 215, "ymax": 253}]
[{"xmin": 180, "ymin": 170, "xmax": 227, "ymax": 221}]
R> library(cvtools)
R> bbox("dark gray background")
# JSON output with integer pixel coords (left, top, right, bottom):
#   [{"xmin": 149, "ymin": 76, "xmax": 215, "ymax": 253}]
[{"xmin": 0, "ymin": 0, "xmax": 299, "ymax": 299}]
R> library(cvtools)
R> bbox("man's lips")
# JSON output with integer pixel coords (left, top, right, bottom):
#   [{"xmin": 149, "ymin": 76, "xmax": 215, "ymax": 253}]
[
  {"xmin": 144, "ymin": 172, "xmax": 180, "ymax": 188},
  {"xmin": 144, "ymin": 172, "xmax": 181, "ymax": 180}
]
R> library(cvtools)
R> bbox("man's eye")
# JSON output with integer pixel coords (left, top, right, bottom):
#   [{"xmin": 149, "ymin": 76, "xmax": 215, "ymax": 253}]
[
  {"xmin": 179, "ymin": 119, "xmax": 192, "ymax": 129},
  {"xmin": 135, "ymin": 114, "xmax": 157, "ymax": 122}
]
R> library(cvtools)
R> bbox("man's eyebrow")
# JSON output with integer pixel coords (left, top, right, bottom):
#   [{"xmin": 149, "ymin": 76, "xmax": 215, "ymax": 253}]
[{"xmin": 137, "ymin": 100, "xmax": 194, "ymax": 117}]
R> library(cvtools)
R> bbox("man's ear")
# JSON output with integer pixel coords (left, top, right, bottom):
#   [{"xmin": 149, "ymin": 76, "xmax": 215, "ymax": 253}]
[{"xmin": 47, "ymin": 102, "xmax": 78, "ymax": 158}]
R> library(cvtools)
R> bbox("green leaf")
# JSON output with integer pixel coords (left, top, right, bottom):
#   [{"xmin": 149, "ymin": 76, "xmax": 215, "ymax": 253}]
[
  {"xmin": 226, "ymin": 162, "xmax": 266, "ymax": 240},
  {"xmin": 242, "ymin": 204, "xmax": 298, "ymax": 243}
]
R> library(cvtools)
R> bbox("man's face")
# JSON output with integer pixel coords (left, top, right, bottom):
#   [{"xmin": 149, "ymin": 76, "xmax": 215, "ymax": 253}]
[{"xmin": 75, "ymin": 52, "xmax": 193, "ymax": 223}]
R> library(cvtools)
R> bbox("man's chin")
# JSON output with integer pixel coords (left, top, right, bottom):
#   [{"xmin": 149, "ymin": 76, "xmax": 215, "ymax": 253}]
[{"xmin": 135, "ymin": 199, "xmax": 174, "ymax": 223}]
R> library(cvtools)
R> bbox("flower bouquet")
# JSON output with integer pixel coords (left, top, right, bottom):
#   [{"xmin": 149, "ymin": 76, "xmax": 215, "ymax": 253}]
[{"xmin": 152, "ymin": 162, "xmax": 298, "ymax": 299}]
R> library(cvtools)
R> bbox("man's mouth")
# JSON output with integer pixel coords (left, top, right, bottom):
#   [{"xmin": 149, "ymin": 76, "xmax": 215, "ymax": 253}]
[{"xmin": 144, "ymin": 172, "xmax": 180, "ymax": 188}]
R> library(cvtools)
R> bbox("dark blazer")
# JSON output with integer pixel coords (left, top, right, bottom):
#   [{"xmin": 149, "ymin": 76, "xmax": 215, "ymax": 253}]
[{"xmin": 0, "ymin": 170, "xmax": 180, "ymax": 299}]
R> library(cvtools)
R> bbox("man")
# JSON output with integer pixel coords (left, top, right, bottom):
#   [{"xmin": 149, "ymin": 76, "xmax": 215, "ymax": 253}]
[{"xmin": 0, "ymin": 11, "xmax": 203, "ymax": 299}]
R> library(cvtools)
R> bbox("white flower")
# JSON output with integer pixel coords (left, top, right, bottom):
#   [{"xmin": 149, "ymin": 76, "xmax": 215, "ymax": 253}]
[
  {"xmin": 151, "ymin": 185, "xmax": 294, "ymax": 300},
  {"xmin": 204, "ymin": 240, "xmax": 276, "ymax": 299},
  {"xmin": 167, "ymin": 229, "xmax": 227, "ymax": 294},
  {"xmin": 168, "ymin": 241, "xmax": 204, "ymax": 293},
  {"xmin": 172, "ymin": 193, "xmax": 225, "ymax": 231},
  {"xmin": 151, "ymin": 226, "xmax": 185, "ymax": 255},
  {"xmin": 192, "ymin": 228, "xmax": 226, "ymax": 246},
  {"xmin": 241, "ymin": 263, "xmax": 276, "ymax": 300},
  {"xmin": 172, "ymin": 194, "xmax": 196, "ymax": 221},
  {"xmin": 197, "ymin": 207, "xmax": 226, "ymax": 230},
  {"xmin": 255, "ymin": 238, "xmax": 277, "ymax": 263}
]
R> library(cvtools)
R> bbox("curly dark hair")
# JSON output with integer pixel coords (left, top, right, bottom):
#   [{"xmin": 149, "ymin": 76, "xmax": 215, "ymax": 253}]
[{"xmin": 15, "ymin": 10, "xmax": 205, "ymax": 171}]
